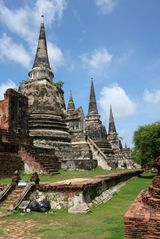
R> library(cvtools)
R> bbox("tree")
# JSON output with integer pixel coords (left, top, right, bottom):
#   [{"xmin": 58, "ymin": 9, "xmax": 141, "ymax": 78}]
[
  {"xmin": 52, "ymin": 81, "xmax": 64, "ymax": 88},
  {"xmin": 132, "ymin": 122, "xmax": 160, "ymax": 168}
]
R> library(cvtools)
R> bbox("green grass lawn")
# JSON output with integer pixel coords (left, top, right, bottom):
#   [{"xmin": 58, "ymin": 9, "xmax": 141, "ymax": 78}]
[
  {"xmin": 0, "ymin": 171, "xmax": 154, "ymax": 239},
  {"xmin": 0, "ymin": 168, "xmax": 132, "ymax": 184}
]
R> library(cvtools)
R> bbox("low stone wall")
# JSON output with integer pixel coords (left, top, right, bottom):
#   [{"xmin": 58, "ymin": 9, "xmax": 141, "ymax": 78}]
[
  {"xmin": 83, "ymin": 170, "xmax": 143, "ymax": 203},
  {"xmin": 34, "ymin": 170, "xmax": 143, "ymax": 212}
]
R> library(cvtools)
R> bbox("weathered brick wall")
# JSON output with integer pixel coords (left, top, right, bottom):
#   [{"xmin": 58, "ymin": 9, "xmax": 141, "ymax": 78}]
[
  {"xmin": 18, "ymin": 147, "xmax": 45, "ymax": 174},
  {"xmin": 19, "ymin": 146, "xmax": 61, "ymax": 174},
  {"xmin": 0, "ymin": 89, "xmax": 28, "ymax": 134},
  {"xmin": 6, "ymin": 89, "xmax": 28, "ymax": 134},
  {"xmin": 0, "ymin": 89, "xmax": 28, "ymax": 177},
  {"xmin": 0, "ymin": 152, "xmax": 24, "ymax": 177}
]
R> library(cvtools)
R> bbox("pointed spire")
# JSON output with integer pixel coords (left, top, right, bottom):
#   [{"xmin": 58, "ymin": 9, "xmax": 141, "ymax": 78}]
[
  {"xmin": 108, "ymin": 105, "xmax": 117, "ymax": 134},
  {"xmin": 28, "ymin": 16, "xmax": 54, "ymax": 81},
  {"xmin": 33, "ymin": 17, "xmax": 50, "ymax": 69},
  {"xmin": 87, "ymin": 79, "xmax": 99, "ymax": 116},
  {"xmin": 67, "ymin": 91, "xmax": 75, "ymax": 112}
]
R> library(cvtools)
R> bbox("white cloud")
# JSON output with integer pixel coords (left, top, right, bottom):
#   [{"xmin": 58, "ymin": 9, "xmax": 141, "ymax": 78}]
[
  {"xmin": 0, "ymin": 0, "xmax": 67, "ymax": 42},
  {"xmin": 99, "ymin": 83, "xmax": 135, "ymax": 118},
  {"xmin": 0, "ymin": 0, "xmax": 66, "ymax": 70},
  {"xmin": 0, "ymin": 1, "xmax": 35, "ymax": 43},
  {"xmin": 0, "ymin": 34, "xmax": 31, "ymax": 69},
  {"xmin": 81, "ymin": 48, "xmax": 112, "ymax": 74},
  {"xmin": 48, "ymin": 42, "xmax": 65, "ymax": 70},
  {"xmin": 34, "ymin": 0, "xmax": 67, "ymax": 26},
  {"xmin": 95, "ymin": 0, "xmax": 117, "ymax": 14},
  {"xmin": 144, "ymin": 89, "xmax": 160, "ymax": 104},
  {"xmin": 0, "ymin": 80, "xmax": 17, "ymax": 100}
]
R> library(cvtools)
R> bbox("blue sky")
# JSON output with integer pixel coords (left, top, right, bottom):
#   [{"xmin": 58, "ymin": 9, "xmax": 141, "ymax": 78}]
[{"xmin": 0, "ymin": 0, "xmax": 160, "ymax": 147}]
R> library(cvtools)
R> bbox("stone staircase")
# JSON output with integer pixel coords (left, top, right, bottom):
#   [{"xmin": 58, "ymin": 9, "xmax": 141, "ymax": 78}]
[
  {"xmin": 87, "ymin": 137, "xmax": 112, "ymax": 170},
  {"xmin": 0, "ymin": 186, "xmax": 25, "ymax": 209},
  {"xmin": 19, "ymin": 146, "xmax": 61, "ymax": 175},
  {"xmin": 95, "ymin": 141, "xmax": 114, "ymax": 155}
]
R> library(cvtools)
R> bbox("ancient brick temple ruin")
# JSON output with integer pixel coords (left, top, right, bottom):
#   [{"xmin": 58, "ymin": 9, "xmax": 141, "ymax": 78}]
[
  {"xmin": 0, "ymin": 20, "xmax": 137, "ymax": 176},
  {"xmin": 0, "ymin": 89, "xmax": 28, "ymax": 176},
  {"xmin": 124, "ymin": 156, "xmax": 160, "ymax": 239},
  {"xmin": 0, "ymin": 88, "xmax": 60, "ymax": 176}
]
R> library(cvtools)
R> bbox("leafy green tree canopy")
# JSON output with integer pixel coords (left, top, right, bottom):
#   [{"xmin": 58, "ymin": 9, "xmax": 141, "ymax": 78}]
[{"xmin": 132, "ymin": 122, "xmax": 160, "ymax": 168}]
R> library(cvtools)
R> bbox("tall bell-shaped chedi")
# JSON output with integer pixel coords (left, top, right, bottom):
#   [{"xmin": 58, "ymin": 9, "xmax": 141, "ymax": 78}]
[
  {"xmin": 19, "ymin": 19, "xmax": 97, "ymax": 170},
  {"xmin": 85, "ymin": 80, "xmax": 113, "ymax": 155},
  {"xmin": 19, "ymin": 18, "xmax": 70, "ymax": 147}
]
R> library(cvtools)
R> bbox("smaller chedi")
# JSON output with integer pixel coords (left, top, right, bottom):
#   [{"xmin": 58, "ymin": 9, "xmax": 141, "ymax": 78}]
[
  {"xmin": 85, "ymin": 80, "xmax": 113, "ymax": 157},
  {"xmin": 66, "ymin": 79, "xmax": 136, "ymax": 170},
  {"xmin": 124, "ymin": 156, "xmax": 160, "ymax": 239}
]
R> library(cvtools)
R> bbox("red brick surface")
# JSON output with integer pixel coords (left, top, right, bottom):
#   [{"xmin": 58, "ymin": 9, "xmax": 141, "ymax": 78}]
[
  {"xmin": 124, "ymin": 192, "xmax": 160, "ymax": 239},
  {"xmin": 0, "ymin": 88, "xmax": 28, "ymax": 134},
  {"xmin": 124, "ymin": 173, "xmax": 160, "ymax": 239},
  {"xmin": 19, "ymin": 146, "xmax": 60, "ymax": 174}
]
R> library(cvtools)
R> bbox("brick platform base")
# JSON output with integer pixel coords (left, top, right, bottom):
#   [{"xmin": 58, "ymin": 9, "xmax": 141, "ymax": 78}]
[{"xmin": 124, "ymin": 191, "xmax": 160, "ymax": 239}]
